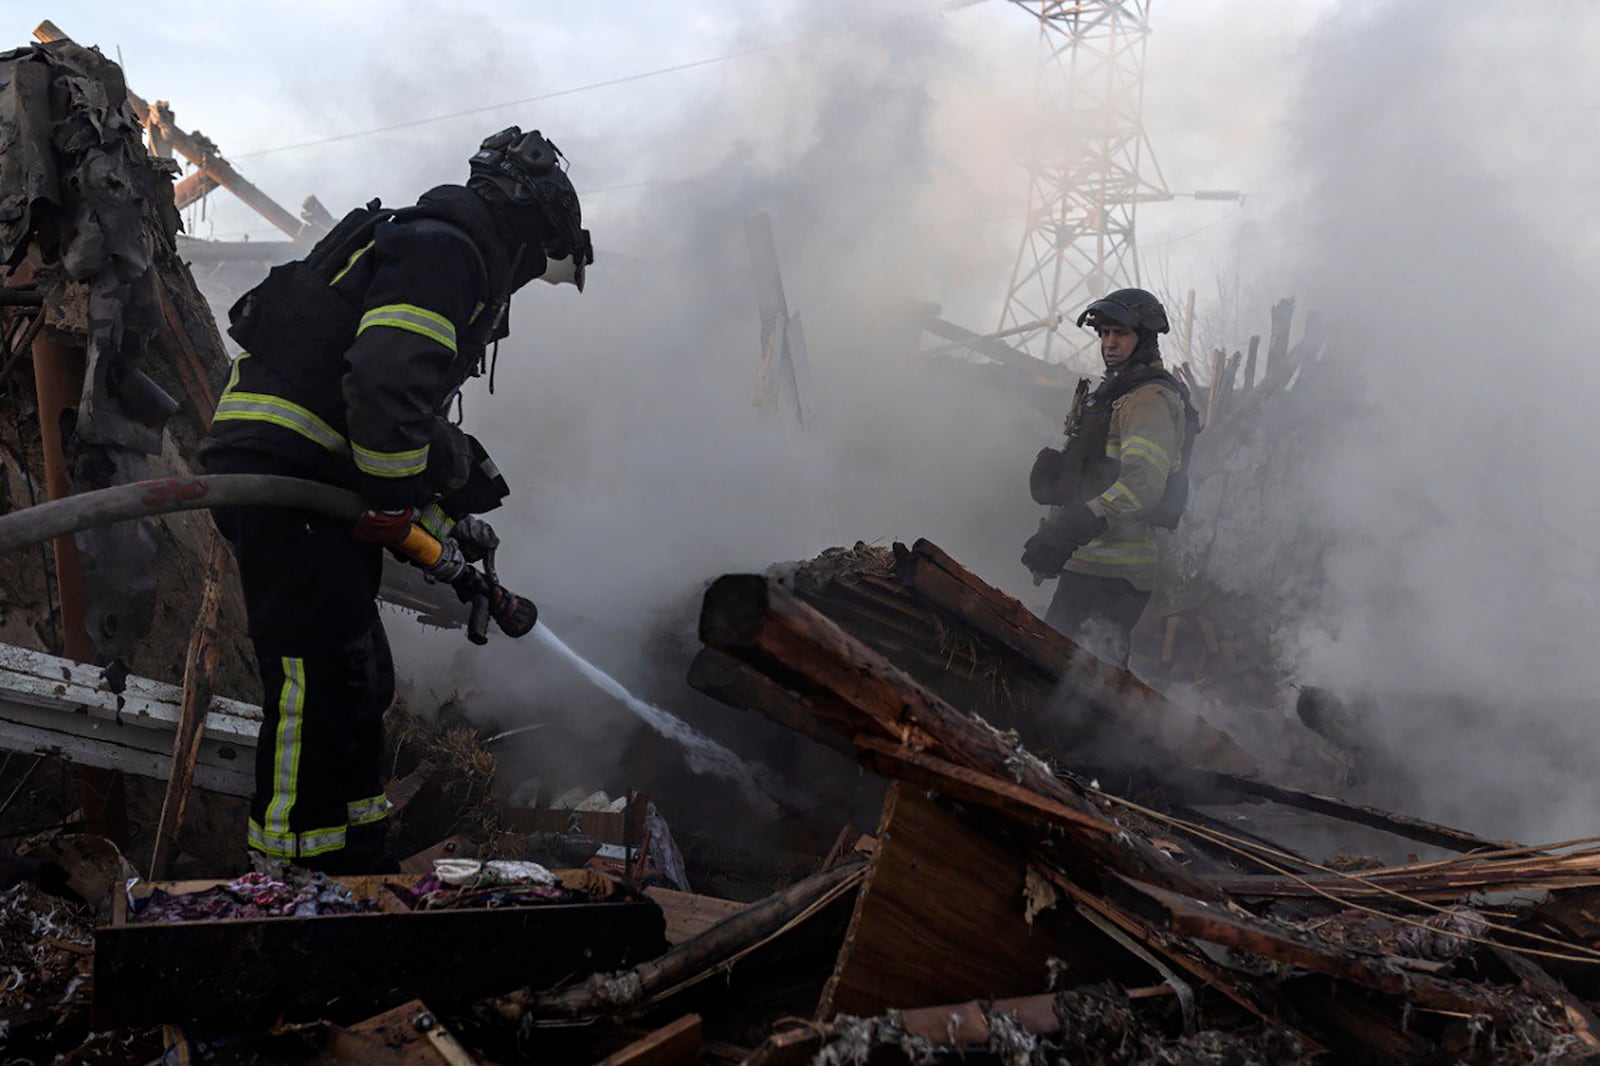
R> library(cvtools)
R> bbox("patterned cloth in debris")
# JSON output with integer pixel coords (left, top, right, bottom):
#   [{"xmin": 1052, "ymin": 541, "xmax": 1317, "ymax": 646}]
[
  {"xmin": 129, "ymin": 870, "xmax": 376, "ymax": 923},
  {"xmin": 410, "ymin": 859, "xmax": 572, "ymax": 910}
]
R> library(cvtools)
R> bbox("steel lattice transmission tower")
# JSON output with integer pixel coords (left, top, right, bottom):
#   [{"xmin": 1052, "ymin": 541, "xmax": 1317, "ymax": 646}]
[{"xmin": 997, "ymin": 1, "xmax": 1170, "ymax": 365}]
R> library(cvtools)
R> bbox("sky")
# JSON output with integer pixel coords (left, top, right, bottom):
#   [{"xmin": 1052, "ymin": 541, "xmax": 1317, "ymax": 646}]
[
  {"xmin": 15, "ymin": 2, "xmax": 1600, "ymax": 844},
  {"xmin": 5, "ymin": 0, "xmax": 1330, "ymax": 320}
]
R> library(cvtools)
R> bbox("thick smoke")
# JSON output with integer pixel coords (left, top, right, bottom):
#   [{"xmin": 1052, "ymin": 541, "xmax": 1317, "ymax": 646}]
[
  {"xmin": 1215, "ymin": 1, "xmax": 1600, "ymax": 841},
  {"xmin": 79, "ymin": 0, "xmax": 1600, "ymax": 843},
  {"xmin": 363, "ymin": 5, "xmax": 1064, "ymax": 810}
]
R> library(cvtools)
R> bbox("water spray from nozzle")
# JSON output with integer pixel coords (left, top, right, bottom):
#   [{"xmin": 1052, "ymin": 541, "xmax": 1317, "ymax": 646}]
[{"xmin": 530, "ymin": 623, "xmax": 802, "ymax": 814}]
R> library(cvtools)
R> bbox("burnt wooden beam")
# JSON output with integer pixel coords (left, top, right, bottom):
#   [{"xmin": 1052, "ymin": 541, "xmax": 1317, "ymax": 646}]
[
  {"xmin": 489, "ymin": 857, "xmax": 867, "ymax": 1023},
  {"xmin": 751, "ymin": 988, "xmax": 1175, "ymax": 1065},
  {"xmin": 1111, "ymin": 876, "xmax": 1513, "ymax": 1023},
  {"xmin": 1491, "ymin": 946, "xmax": 1600, "ymax": 1054},
  {"xmin": 894, "ymin": 539, "xmax": 1258, "ymax": 776},
  {"xmin": 698, "ymin": 572, "xmax": 1222, "ymax": 901},
  {"xmin": 686, "ymin": 647, "xmax": 853, "ymax": 759},
  {"xmin": 1045, "ymin": 867, "xmax": 1322, "ymax": 1051},
  {"xmin": 1211, "ymin": 848, "xmax": 1600, "ymax": 901},
  {"xmin": 854, "ymin": 735, "xmax": 1113, "ymax": 838},
  {"xmin": 172, "ymin": 166, "xmax": 222, "ymax": 210},
  {"xmin": 1242, "ymin": 333, "xmax": 1261, "ymax": 393},
  {"xmin": 1202, "ymin": 771, "xmax": 1519, "ymax": 855},
  {"xmin": 34, "ymin": 21, "xmax": 320, "ymax": 241}
]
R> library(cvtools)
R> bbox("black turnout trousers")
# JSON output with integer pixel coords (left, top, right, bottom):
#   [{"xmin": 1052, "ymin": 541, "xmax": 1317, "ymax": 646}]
[{"xmin": 211, "ymin": 491, "xmax": 395, "ymax": 874}]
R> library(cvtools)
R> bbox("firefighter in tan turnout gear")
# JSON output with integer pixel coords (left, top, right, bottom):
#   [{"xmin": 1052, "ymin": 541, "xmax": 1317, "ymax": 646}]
[{"xmin": 1023, "ymin": 289, "xmax": 1199, "ymax": 666}]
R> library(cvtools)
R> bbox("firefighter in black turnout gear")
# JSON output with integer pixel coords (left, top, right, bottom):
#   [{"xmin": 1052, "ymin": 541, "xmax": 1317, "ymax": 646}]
[
  {"xmin": 1024, "ymin": 289, "xmax": 1199, "ymax": 666},
  {"xmin": 199, "ymin": 128, "xmax": 593, "ymax": 873}
]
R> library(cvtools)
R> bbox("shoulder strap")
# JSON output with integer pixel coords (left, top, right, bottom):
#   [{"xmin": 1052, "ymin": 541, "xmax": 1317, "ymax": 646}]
[{"xmin": 304, "ymin": 199, "xmax": 395, "ymax": 276}]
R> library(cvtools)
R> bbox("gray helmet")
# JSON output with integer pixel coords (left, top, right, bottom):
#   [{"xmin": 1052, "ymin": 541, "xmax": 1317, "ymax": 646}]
[
  {"xmin": 468, "ymin": 127, "xmax": 594, "ymax": 290},
  {"xmin": 1076, "ymin": 288, "xmax": 1170, "ymax": 334}
]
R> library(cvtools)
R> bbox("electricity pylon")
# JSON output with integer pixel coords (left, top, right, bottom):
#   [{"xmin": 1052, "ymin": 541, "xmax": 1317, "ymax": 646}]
[{"xmin": 997, "ymin": 1, "xmax": 1170, "ymax": 366}]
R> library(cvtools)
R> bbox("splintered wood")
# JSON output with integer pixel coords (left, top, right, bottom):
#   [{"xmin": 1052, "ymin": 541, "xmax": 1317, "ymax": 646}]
[{"xmin": 688, "ymin": 547, "xmax": 1600, "ymax": 1062}]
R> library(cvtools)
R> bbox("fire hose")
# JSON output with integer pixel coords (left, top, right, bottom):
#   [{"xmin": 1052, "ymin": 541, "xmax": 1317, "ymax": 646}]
[{"xmin": 0, "ymin": 474, "xmax": 537, "ymax": 645}]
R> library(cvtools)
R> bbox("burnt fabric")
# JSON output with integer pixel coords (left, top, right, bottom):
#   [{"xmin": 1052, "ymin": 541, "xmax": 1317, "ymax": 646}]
[
  {"xmin": 131, "ymin": 870, "xmax": 375, "ymax": 923},
  {"xmin": 210, "ymin": 463, "xmax": 395, "ymax": 873},
  {"xmin": 1044, "ymin": 569, "xmax": 1152, "ymax": 668},
  {"xmin": 0, "ymin": 39, "xmax": 189, "ymax": 664}
]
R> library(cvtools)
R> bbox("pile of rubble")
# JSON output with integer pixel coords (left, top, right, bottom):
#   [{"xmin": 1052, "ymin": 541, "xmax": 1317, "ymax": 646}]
[
  {"xmin": 4, "ymin": 19, "xmax": 1600, "ymax": 1066},
  {"xmin": 5, "ymin": 541, "xmax": 1600, "ymax": 1064}
]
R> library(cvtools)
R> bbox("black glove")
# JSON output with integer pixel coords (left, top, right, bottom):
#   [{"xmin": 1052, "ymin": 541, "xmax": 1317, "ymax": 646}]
[
  {"xmin": 1021, "ymin": 501, "xmax": 1108, "ymax": 578},
  {"xmin": 1029, "ymin": 446, "xmax": 1067, "ymax": 505},
  {"xmin": 450, "ymin": 515, "xmax": 500, "ymax": 563}
]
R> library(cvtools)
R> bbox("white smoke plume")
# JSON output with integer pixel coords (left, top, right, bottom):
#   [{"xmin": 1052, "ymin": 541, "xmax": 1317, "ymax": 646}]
[{"xmin": 1202, "ymin": 1, "xmax": 1600, "ymax": 842}]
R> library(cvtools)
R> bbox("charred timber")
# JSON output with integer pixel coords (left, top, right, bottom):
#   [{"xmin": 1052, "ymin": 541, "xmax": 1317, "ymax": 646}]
[
  {"xmin": 487, "ymin": 857, "xmax": 867, "ymax": 1024},
  {"xmin": 1111, "ymin": 876, "xmax": 1514, "ymax": 1023},
  {"xmin": 698, "ymin": 573, "xmax": 1223, "ymax": 901},
  {"xmin": 893, "ymin": 539, "xmax": 1258, "ymax": 777}
]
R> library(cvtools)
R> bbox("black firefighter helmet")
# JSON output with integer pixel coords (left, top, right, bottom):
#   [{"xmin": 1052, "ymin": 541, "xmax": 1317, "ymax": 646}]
[
  {"xmin": 1076, "ymin": 288, "xmax": 1171, "ymax": 334},
  {"xmin": 468, "ymin": 127, "xmax": 594, "ymax": 291}
]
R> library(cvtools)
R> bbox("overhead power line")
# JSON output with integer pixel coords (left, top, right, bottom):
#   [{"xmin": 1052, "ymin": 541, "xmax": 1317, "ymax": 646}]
[{"xmin": 232, "ymin": 43, "xmax": 780, "ymax": 160}]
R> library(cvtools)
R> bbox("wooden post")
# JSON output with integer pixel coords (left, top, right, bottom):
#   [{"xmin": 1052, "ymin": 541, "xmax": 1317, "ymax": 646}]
[
  {"xmin": 1242, "ymin": 333, "xmax": 1260, "ymax": 394},
  {"xmin": 1203, "ymin": 347, "xmax": 1226, "ymax": 428},
  {"xmin": 149, "ymin": 536, "xmax": 229, "ymax": 878},
  {"xmin": 1181, "ymin": 288, "xmax": 1196, "ymax": 367},
  {"xmin": 32, "ymin": 323, "xmax": 127, "ymax": 840},
  {"xmin": 1266, "ymin": 297, "xmax": 1296, "ymax": 375}
]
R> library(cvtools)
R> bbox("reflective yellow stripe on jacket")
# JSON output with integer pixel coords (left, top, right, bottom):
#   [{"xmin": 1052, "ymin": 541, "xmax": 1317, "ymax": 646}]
[
  {"xmin": 352, "ymin": 441, "xmax": 429, "ymax": 479},
  {"xmin": 357, "ymin": 303, "xmax": 457, "ymax": 352},
  {"xmin": 212, "ymin": 354, "xmax": 350, "ymax": 454}
]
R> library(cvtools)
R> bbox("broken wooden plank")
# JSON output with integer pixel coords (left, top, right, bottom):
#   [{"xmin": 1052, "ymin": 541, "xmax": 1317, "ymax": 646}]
[
  {"xmin": 598, "ymin": 1014, "xmax": 703, "ymax": 1066},
  {"xmin": 1202, "ymin": 771, "xmax": 1519, "ymax": 855},
  {"xmin": 1491, "ymin": 947, "xmax": 1600, "ymax": 1053},
  {"xmin": 94, "ymin": 891, "xmax": 668, "ymax": 1028},
  {"xmin": 0, "ymin": 640, "xmax": 258, "ymax": 796},
  {"xmin": 852, "ymin": 735, "xmax": 1114, "ymax": 838},
  {"xmin": 893, "ymin": 539, "xmax": 1258, "ymax": 777},
  {"xmin": 328, "ymin": 999, "xmax": 479, "ymax": 1065},
  {"xmin": 1111, "ymin": 876, "xmax": 1513, "ymax": 1022},
  {"xmin": 1210, "ymin": 847, "xmax": 1600, "ymax": 901},
  {"xmin": 818, "ymin": 784, "xmax": 1121, "ymax": 1019},
  {"xmin": 399, "ymin": 835, "xmax": 471, "ymax": 876},
  {"xmin": 750, "ymin": 989, "xmax": 1175, "ymax": 1064},
  {"xmin": 1043, "ymin": 867, "xmax": 1319, "ymax": 1049},
  {"xmin": 150, "ymin": 535, "xmax": 229, "ymax": 878},
  {"xmin": 644, "ymin": 888, "xmax": 747, "ymax": 946},
  {"xmin": 492, "ymin": 858, "xmax": 866, "ymax": 1024},
  {"xmin": 699, "ymin": 573, "xmax": 1222, "ymax": 900}
]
